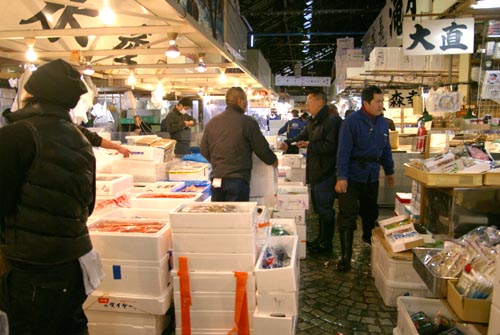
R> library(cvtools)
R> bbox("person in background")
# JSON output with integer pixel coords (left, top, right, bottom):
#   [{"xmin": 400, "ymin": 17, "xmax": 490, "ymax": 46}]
[
  {"xmin": 344, "ymin": 109, "xmax": 356, "ymax": 118},
  {"xmin": 277, "ymin": 109, "xmax": 306, "ymax": 154},
  {"xmin": 300, "ymin": 111, "xmax": 309, "ymax": 123},
  {"xmin": 0, "ymin": 59, "xmax": 100, "ymax": 334},
  {"xmin": 166, "ymin": 97, "xmax": 196, "ymax": 156},
  {"xmin": 201, "ymin": 87, "xmax": 278, "ymax": 201},
  {"xmin": 335, "ymin": 85, "xmax": 395, "ymax": 272},
  {"xmin": 328, "ymin": 104, "xmax": 340, "ymax": 117},
  {"xmin": 132, "ymin": 114, "xmax": 153, "ymax": 135},
  {"xmin": 78, "ymin": 126, "xmax": 131, "ymax": 157},
  {"xmin": 279, "ymin": 90, "xmax": 342, "ymax": 254},
  {"xmin": 382, "ymin": 107, "xmax": 396, "ymax": 131}
]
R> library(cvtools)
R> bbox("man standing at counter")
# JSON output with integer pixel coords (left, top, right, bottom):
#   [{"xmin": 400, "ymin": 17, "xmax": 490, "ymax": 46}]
[
  {"xmin": 335, "ymin": 85, "xmax": 395, "ymax": 272},
  {"xmin": 166, "ymin": 97, "xmax": 196, "ymax": 157},
  {"xmin": 201, "ymin": 87, "xmax": 278, "ymax": 201}
]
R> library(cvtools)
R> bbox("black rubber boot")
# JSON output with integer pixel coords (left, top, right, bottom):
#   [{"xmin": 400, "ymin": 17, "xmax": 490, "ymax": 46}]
[
  {"xmin": 307, "ymin": 217, "xmax": 323, "ymax": 250},
  {"xmin": 337, "ymin": 229, "xmax": 354, "ymax": 272},
  {"xmin": 309, "ymin": 216, "xmax": 332, "ymax": 254}
]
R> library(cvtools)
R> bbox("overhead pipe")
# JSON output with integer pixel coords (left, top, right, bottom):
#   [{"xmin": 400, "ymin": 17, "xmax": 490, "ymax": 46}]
[{"xmin": 250, "ymin": 31, "xmax": 365, "ymax": 37}]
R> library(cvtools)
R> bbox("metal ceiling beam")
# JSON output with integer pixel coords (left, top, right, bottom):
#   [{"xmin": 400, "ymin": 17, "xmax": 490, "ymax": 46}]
[
  {"xmin": 86, "ymin": 63, "xmax": 233, "ymax": 70},
  {"xmin": 251, "ymin": 31, "xmax": 365, "ymax": 37},
  {"xmin": 243, "ymin": 9, "xmax": 382, "ymax": 16}
]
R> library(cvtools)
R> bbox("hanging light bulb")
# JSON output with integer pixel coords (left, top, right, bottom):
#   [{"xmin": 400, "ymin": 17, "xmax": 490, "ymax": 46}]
[
  {"xmin": 100, "ymin": 0, "xmax": 116, "ymax": 25},
  {"xmin": 25, "ymin": 38, "xmax": 37, "ymax": 62},
  {"xmin": 218, "ymin": 70, "xmax": 227, "ymax": 84},
  {"xmin": 198, "ymin": 87, "xmax": 204, "ymax": 96},
  {"xmin": 82, "ymin": 63, "xmax": 95, "ymax": 75},
  {"xmin": 127, "ymin": 70, "xmax": 136, "ymax": 89},
  {"xmin": 196, "ymin": 54, "xmax": 206, "ymax": 73},
  {"xmin": 165, "ymin": 33, "xmax": 180, "ymax": 58}
]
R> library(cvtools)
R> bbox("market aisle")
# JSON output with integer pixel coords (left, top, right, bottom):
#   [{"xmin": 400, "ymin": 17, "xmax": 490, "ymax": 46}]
[{"xmin": 296, "ymin": 207, "xmax": 397, "ymax": 335}]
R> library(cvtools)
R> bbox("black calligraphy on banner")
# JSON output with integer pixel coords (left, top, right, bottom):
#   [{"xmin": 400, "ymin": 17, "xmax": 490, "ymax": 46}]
[
  {"xmin": 19, "ymin": 0, "xmax": 98, "ymax": 48},
  {"xmin": 440, "ymin": 21, "xmax": 468, "ymax": 51},
  {"xmin": 389, "ymin": 0, "xmax": 417, "ymax": 38},
  {"xmin": 389, "ymin": 89, "xmax": 419, "ymax": 108},
  {"xmin": 407, "ymin": 24, "xmax": 435, "ymax": 50},
  {"xmin": 113, "ymin": 32, "xmax": 150, "ymax": 65}
]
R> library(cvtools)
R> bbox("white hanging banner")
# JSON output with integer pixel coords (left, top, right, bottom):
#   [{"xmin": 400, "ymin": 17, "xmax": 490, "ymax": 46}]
[{"xmin": 403, "ymin": 18, "xmax": 475, "ymax": 55}]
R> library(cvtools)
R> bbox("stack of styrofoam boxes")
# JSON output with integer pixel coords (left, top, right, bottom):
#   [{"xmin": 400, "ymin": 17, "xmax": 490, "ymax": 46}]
[
  {"xmin": 371, "ymin": 229, "xmax": 433, "ymax": 307},
  {"xmin": 272, "ymin": 182, "xmax": 307, "ymax": 259},
  {"xmin": 488, "ymin": 254, "xmax": 500, "ymax": 335},
  {"xmin": 85, "ymin": 208, "xmax": 173, "ymax": 335},
  {"xmin": 112, "ymin": 145, "xmax": 169, "ymax": 182},
  {"xmin": 170, "ymin": 202, "xmax": 259, "ymax": 334},
  {"xmin": 277, "ymin": 165, "xmax": 292, "ymax": 183},
  {"xmin": 167, "ymin": 160, "xmax": 210, "ymax": 181},
  {"xmin": 254, "ymin": 235, "xmax": 299, "ymax": 334},
  {"xmin": 335, "ymin": 37, "xmax": 354, "ymax": 92},
  {"xmin": 280, "ymin": 154, "xmax": 306, "ymax": 184},
  {"xmin": 394, "ymin": 192, "xmax": 412, "ymax": 216},
  {"xmin": 369, "ymin": 47, "xmax": 403, "ymax": 71},
  {"xmin": 89, "ymin": 173, "xmax": 134, "ymax": 223}
]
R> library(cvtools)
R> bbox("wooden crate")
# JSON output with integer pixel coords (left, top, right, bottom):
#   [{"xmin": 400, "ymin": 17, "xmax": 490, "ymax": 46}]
[
  {"xmin": 483, "ymin": 168, "xmax": 500, "ymax": 186},
  {"xmin": 404, "ymin": 164, "xmax": 483, "ymax": 187}
]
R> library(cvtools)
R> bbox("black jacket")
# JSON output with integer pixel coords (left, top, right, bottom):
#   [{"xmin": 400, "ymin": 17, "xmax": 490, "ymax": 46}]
[
  {"xmin": 1, "ymin": 103, "xmax": 95, "ymax": 265},
  {"xmin": 286, "ymin": 105, "xmax": 342, "ymax": 184}
]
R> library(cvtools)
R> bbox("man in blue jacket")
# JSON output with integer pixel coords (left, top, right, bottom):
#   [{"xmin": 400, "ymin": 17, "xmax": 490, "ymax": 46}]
[
  {"xmin": 335, "ymin": 85, "xmax": 394, "ymax": 272},
  {"xmin": 278, "ymin": 109, "xmax": 305, "ymax": 154}
]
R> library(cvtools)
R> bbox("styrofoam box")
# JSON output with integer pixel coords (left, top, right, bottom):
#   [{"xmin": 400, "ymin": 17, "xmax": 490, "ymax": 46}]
[
  {"xmin": 171, "ymin": 231, "xmax": 257, "ymax": 254},
  {"xmin": 123, "ymin": 144, "xmax": 165, "ymax": 161},
  {"xmin": 281, "ymin": 154, "xmax": 303, "ymax": 169},
  {"xmin": 131, "ymin": 191, "xmax": 203, "ymax": 210},
  {"xmin": 168, "ymin": 165, "xmax": 209, "ymax": 181},
  {"xmin": 172, "ymin": 251, "xmax": 257, "ymax": 272},
  {"xmin": 173, "ymin": 291, "xmax": 256, "ymax": 311},
  {"xmin": 276, "ymin": 185, "xmax": 309, "ymax": 210},
  {"xmin": 373, "ymin": 262, "xmax": 432, "ymax": 307},
  {"xmin": 98, "ymin": 254, "xmax": 170, "ymax": 297},
  {"xmin": 145, "ymin": 181, "xmax": 185, "ymax": 192},
  {"xmin": 395, "ymin": 192, "xmax": 412, "ymax": 216},
  {"xmin": 372, "ymin": 233, "xmax": 425, "ymax": 285},
  {"xmin": 84, "ymin": 282, "xmax": 173, "ymax": 315},
  {"xmin": 296, "ymin": 224, "xmax": 306, "ymax": 260},
  {"xmin": 489, "ymin": 303, "xmax": 500, "ymax": 335},
  {"xmin": 277, "ymin": 166, "xmax": 292, "ymax": 179},
  {"xmin": 169, "ymin": 202, "xmax": 257, "ymax": 229},
  {"xmin": 255, "ymin": 235, "xmax": 299, "ymax": 293},
  {"xmin": 174, "ymin": 309, "xmax": 253, "ymax": 330},
  {"xmin": 253, "ymin": 307, "xmax": 296, "ymax": 335},
  {"xmin": 256, "ymin": 291, "xmax": 298, "ymax": 315},
  {"xmin": 96, "ymin": 174, "xmax": 134, "ymax": 197},
  {"xmin": 88, "ymin": 217, "xmax": 171, "ymax": 262},
  {"xmin": 396, "ymin": 296, "xmax": 483, "ymax": 335},
  {"xmin": 171, "ymin": 270, "xmax": 256, "ymax": 293},
  {"xmin": 175, "ymin": 329, "xmax": 254, "ymax": 335},
  {"xmin": 272, "ymin": 209, "xmax": 306, "ymax": 226},
  {"xmin": 86, "ymin": 309, "xmax": 169, "ymax": 335}
]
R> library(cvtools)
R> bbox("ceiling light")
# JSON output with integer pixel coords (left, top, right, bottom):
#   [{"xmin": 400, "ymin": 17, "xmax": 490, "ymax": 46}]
[
  {"xmin": 165, "ymin": 33, "xmax": 180, "ymax": 58},
  {"xmin": 305, "ymin": 0, "xmax": 314, "ymax": 6},
  {"xmin": 25, "ymin": 38, "xmax": 37, "ymax": 62},
  {"xmin": 196, "ymin": 53, "xmax": 207, "ymax": 73},
  {"xmin": 82, "ymin": 63, "xmax": 95, "ymax": 75},
  {"xmin": 471, "ymin": 0, "xmax": 500, "ymax": 9},
  {"xmin": 218, "ymin": 70, "xmax": 227, "ymax": 84},
  {"xmin": 127, "ymin": 70, "xmax": 136, "ymax": 89},
  {"xmin": 100, "ymin": 0, "xmax": 116, "ymax": 25}
]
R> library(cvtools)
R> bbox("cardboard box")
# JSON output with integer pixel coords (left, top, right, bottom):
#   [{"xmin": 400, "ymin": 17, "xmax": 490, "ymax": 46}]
[
  {"xmin": 493, "ymin": 253, "xmax": 500, "ymax": 308},
  {"xmin": 378, "ymin": 215, "xmax": 414, "ymax": 236},
  {"xmin": 447, "ymin": 280, "xmax": 491, "ymax": 323},
  {"xmin": 488, "ymin": 303, "xmax": 500, "ymax": 335}
]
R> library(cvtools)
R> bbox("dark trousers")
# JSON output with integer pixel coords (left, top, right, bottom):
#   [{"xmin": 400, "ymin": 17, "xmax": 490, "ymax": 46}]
[
  {"xmin": 210, "ymin": 178, "xmax": 250, "ymax": 202},
  {"xmin": 337, "ymin": 180, "xmax": 379, "ymax": 240},
  {"xmin": 0, "ymin": 258, "xmax": 89, "ymax": 335},
  {"xmin": 310, "ymin": 175, "xmax": 336, "ymax": 246}
]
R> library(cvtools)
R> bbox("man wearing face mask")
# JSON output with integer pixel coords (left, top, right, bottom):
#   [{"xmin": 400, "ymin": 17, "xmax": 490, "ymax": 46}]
[{"xmin": 166, "ymin": 97, "xmax": 196, "ymax": 156}]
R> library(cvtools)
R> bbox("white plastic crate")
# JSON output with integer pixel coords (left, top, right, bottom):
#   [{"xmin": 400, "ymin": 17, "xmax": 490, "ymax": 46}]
[
  {"xmin": 98, "ymin": 254, "xmax": 170, "ymax": 297},
  {"xmin": 131, "ymin": 191, "xmax": 203, "ymax": 210},
  {"xmin": 272, "ymin": 209, "xmax": 306, "ymax": 226},
  {"xmin": 96, "ymin": 174, "xmax": 134, "ymax": 197},
  {"xmin": 372, "ymin": 231, "xmax": 426, "ymax": 285},
  {"xmin": 174, "ymin": 309, "xmax": 253, "ymax": 330},
  {"xmin": 169, "ymin": 202, "xmax": 257, "ymax": 229},
  {"xmin": 84, "ymin": 282, "xmax": 173, "ymax": 315},
  {"xmin": 88, "ymin": 217, "xmax": 171, "ymax": 262},
  {"xmin": 86, "ymin": 309, "xmax": 169, "ymax": 335},
  {"xmin": 171, "ymin": 251, "xmax": 256, "ymax": 272},
  {"xmin": 171, "ymin": 231, "xmax": 257, "ymax": 254},
  {"xmin": 255, "ymin": 235, "xmax": 299, "ymax": 293},
  {"xmin": 276, "ymin": 185, "xmax": 309, "ymax": 210},
  {"xmin": 173, "ymin": 290, "xmax": 256, "ymax": 311},
  {"xmin": 374, "ymin": 263, "xmax": 432, "ymax": 307},
  {"xmin": 171, "ymin": 270, "xmax": 255, "ymax": 293},
  {"xmin": 253, "ymin": 307, "xmax": 296, "ymax": 335},
  {"xmin": 256, "ymin": 291, "xmax": 298, "ymax": 315}
]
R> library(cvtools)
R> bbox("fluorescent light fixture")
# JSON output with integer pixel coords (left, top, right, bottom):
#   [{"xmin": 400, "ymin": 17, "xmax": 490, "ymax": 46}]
[
  {"xmin": 82, "ymin": 63, "xmax": 95, "ymax": 75},
  {"xmin": 471, "ymin": 0, "xmax": 500, "ymax": 9},
  {"xmin": 305, "ymin": 0, "xmax": 313, "ymax": 6},
  {"xmin": 25, "ymin": 45, "xmax": 37, "ymax": 62},
  {"xmin": 100, "ymin": 0, "xmax": 116, "ymax": 25}
]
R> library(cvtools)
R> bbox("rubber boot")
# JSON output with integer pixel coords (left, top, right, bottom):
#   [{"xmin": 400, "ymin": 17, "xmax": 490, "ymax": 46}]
[
  {"xmin": 307, "ymin": 217, "xmax": 323, "ymax": 250},
  {"xmin": 337, "ymin": 229, "xmax": 354, "ymax": 272},
  {"xmin": 309, "ymin": 217, "xmax": 332, "ymax": 254},
  {"xmin": 322, "ymin": 215, "xmax": 334, "ymax": 251}
]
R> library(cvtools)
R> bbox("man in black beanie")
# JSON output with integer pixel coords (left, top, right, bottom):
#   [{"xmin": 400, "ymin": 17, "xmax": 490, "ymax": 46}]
[{"xmin": 0, "ymin": 59, "xmax": 99, "ymax": 334}]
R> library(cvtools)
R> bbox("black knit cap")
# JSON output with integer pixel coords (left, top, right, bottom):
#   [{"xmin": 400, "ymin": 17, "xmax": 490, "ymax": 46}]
[
  {"xmin": 24, "ymin": 59, "xmax": 87, "ymax": 109},
  {"xmin": 178, "ymin": 97, "xmax": 192, "ymax": 107}
]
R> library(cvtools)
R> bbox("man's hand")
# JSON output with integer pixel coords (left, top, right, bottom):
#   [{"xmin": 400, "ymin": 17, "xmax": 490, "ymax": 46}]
[
  {"xmin": 117, "ymin": 145, "xmax": 131, "ymax": 158},
  {"xmin": 184, "ymin": 120, "xmax": 194, "ymax": 127},
  {"xmin": 296, "ymin": 140, "xmax": 309, "ymax": 148},
  {"xmin": 386, "ymin": 175, "xmax": 395, "ymax": 187},
  {"xmin": 335, "ymin": 179, "xmax": 348, "ymax": 193},
  {"xmin": 279, "ymin": 142, "xmax": 288, "ymax": 151}
]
